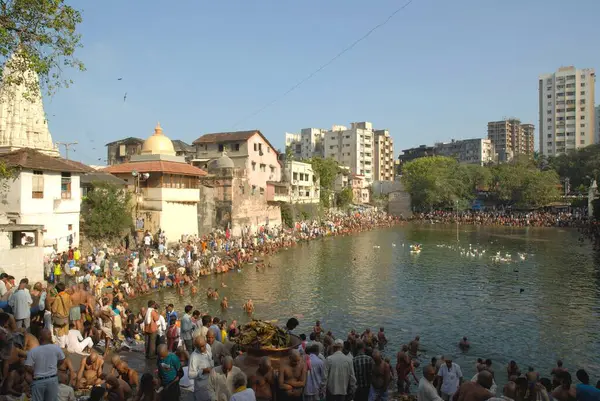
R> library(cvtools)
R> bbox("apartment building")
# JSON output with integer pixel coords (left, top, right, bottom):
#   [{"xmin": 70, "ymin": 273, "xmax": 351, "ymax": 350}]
[
  {"xmin": 285, "ymin": 128, "xmax": 326, "ymax": 160},
  {"xmin": 595, "ymin": 105, "xmax": 600, "ymax": 144},
  {"xmin": 373, "ymin": 129, "xmax": 395, "ymax": 181},
  {"xmin": 323, "ymin": 122, "xmax": 376, "ymax": 182},
  {"xmin": 487, "ymin": 119, "xmax": 535, "ymax": 161},
  {"xmin": 539, "ymin": 66, "xmax": 596, "ymax": 157},
  {"xmin": 434, "ymin": 139, "xmax": 496, "ymax": 166}
]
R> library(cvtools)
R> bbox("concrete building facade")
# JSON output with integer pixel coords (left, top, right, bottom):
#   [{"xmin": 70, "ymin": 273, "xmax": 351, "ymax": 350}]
[
  {"xmin": 285, "ymin": 128, "xmax": 326, "ymax": 160},
  {"xmin": 487, "ymin": 119, "xmax": 534, "ymax": 161},
  {"xmin": 282, "ymin": 161, "xmax": 320, "ymax": 204},
  {"xmin": 434, "ymin": 138, "xmax": 496, "ymax": 166},
  {"xmin": 106, "ymin": 137, "xmax": 195, "ymax": 165},
  {"xmin": 104, "ymin": 124, "xmax": 207, "ymax": 244},
  {"xmin": 373, "ymin": 129, "xmax": 395, "ymax": 181},
  {"xmin": 193, "ymin": 130, "xmax": 281, "ymax": 200},
  {"xmin": 539, "ymin": 66, "xmax": 596, "ymax": 156},
  {"xmin": 595, "ymin": 104, "xmax": 600, "ymax": 144},
  {"xmin": 323, "ymin": 122, "xmax": 375, "ymax": 182},
  {"xmin": 0, "ymin": 149, "xmax": 86, "ymax": 253}
]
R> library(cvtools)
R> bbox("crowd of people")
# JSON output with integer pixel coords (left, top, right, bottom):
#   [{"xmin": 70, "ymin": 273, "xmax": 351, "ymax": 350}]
[
  {"xmin": 0, "ymin": 210, "xmax": 402, "ymax": 400},
  {"xmin": 410, "ymin": 210, "xmax": 589, "ymax": 228}
]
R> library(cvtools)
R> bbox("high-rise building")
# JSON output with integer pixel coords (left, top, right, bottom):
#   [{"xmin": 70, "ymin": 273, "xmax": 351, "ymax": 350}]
[
  {"xmin": 539, "ymin": 66, "xmax": 596, "ymax": 156},
  {"xmin": 373, "ymin": 129, "xmax": 395, "ymax": 181},
  {"xmin": 487, "ymin": 119, "xmax": 534, "ymax": 161},
  {"xmin": 284, "ymin": 128, "xmax": 326, "ymax": 160},
  {"xmin": 323, "ymin": 122, "xmax": 376, "ymax": 182}
]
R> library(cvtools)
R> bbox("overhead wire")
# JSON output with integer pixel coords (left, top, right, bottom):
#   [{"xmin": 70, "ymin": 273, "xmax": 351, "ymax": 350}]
[{"xmin": 231, "ymin": 0, "xmax": 415, "ymax": 129}]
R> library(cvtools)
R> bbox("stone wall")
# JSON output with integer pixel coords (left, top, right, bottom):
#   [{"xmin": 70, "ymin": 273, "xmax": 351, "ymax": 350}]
[
  {"xmin": 388, "ymin": 187, "xmax": 412, "ymax": 218},
  {"xmin": 231, "ymin": 176, "xmax": 281, "ymax": 236},
  {"xmin": 198, "ymin": 186, "xmax": 215, "ymax": 235}
]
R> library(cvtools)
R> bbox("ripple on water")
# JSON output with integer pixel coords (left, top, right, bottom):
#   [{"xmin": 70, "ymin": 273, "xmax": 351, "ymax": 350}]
[{"xmin": 130, "ymin": 224, "xmax": 600, "ymax": 383}]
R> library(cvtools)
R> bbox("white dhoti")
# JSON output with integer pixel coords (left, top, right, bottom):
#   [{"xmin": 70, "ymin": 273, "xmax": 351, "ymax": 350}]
[{"xmin": 67, "ymin": 337, "xmax": 94, "ymax": 354}]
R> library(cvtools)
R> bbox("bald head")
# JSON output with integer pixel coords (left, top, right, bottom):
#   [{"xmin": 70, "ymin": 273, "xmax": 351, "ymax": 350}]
[
  {"xmin": 503, "ymin": 381, "xmax": 517, "ymax": 399},
  {"xmin": 477, "ymin": 370, "xmax": 493, "ymax": 390},
  {"xmin": 195, "ymin": 336, "xmax": 207, "ymax": 352}
]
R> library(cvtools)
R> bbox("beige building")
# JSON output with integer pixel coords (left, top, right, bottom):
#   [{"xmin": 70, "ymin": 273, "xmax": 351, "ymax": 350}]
[
  {"xmin": 434, "ymin": 138, "xmax": 496, "ymax": 166},
  {"xmin": 539, "ymin": 66, "xmax": 596, "ymax": 156},
  {"xmin": 285, "ymin": 128, "xmax": 326, "ymax": 160},
  {"xmin": 373, "ymin": 129, "xmax": 394, "ymax": 181},
  {"xmin": 323, "ymin": 122, "xmax": 375, "ymax": 182},
  {"xmin": 487, "ymin": 119, "xmax": 534, "ymax": 161}
]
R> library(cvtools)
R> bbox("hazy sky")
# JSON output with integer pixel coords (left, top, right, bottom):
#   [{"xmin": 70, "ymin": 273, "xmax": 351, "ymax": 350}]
[{"xmin": 43, "ymin": 0, "xmax": 600, "ymax": 164}]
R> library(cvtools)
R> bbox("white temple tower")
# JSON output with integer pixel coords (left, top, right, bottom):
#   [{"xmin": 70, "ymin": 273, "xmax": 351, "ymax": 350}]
[{"xmin": 0, "ymin": 53, "xmax": 59, "ymax": 156}]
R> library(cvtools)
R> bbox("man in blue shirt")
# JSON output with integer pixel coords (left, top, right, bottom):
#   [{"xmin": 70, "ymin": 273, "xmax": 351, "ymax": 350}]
[
  {"xmin": 575, "ymin": 369, "xmax": 600, "ymax": 401},
  {"xmin": 157, "ymin": 344, "xmax": 182, "ymax": 399},
  {"xmin": 166, "ymin": 304, "xmax": 178, "ymax": 323},
  {"xmin": 209, "ymin": 317, "xmax": 222, "ymax": 342}
]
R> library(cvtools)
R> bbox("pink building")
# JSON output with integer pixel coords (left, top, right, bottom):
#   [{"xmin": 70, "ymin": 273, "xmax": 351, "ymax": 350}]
[{"xmin": 193, "ymin": 130, "xmax": 281, "ymax": 200}]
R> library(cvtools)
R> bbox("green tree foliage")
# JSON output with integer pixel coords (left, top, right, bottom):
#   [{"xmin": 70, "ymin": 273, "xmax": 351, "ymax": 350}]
[
  {"xmin": 547, "ymin": 144, "xmax": 600, "ymax": 191},
  {"xmin": 81, "ymin": 182, "xmax": 133, "ymax": 241},
  {"xmin": 402, "ymin": 156, "xmax": 560, "ymax": 210},
  {"xmin": 308, "ymin": 157, "xmax": 341, "ymax": 207},
  {"xmin": 335, "ymin": 187, "xmax": 353, "ymax": 208},
  {"xmin": 0, "ymin": 0, "xmax": 84, "ymax": 95}
]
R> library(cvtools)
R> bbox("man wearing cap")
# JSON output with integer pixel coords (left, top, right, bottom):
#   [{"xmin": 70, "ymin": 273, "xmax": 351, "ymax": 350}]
[{"xmin": 325, "ymin": 338, "xmax": 356, "ymax": 401}]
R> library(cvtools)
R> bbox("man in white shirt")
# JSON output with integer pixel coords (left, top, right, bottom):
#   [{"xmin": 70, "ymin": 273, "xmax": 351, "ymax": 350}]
[
  {"xmin": 9, "ymin": 278, "xmax": 32, "ymax": 329},
  {"xmin": 0, "ymin": 273, "xmax": 8, "ymax": 298},
  {"xmin": 189, "ymin": 336, "xmax": 214, "ymax": 401},
  {"xmin": 66, "ymin": 322, "xmax": 94, "ymax": 354},
  {"xmin": 437, "ymin": 357, "xmax": 463, "ymax": 401},
  {"xmin": 25, "ymin": 329, "xmax": 65, "ymax": 401},
  {"xmin": 418, "ymin": 365, "xmax": 443, "ymax": 401}
]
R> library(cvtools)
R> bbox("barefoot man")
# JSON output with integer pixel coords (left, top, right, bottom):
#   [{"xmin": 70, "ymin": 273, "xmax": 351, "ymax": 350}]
[{"xmin": 371, "ymin": 350, "xmax": 391, "ymax": 401}]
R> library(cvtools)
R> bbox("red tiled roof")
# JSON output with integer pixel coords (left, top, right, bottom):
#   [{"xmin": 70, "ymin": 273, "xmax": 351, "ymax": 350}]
[
  {"xmin": 0, "ymin": 148, "xmax": 88, "ymax": 173},
  {"xmin": 102, "ymin": 160, "xmax": 207, "ymax": 176},
  {"xmin": 192, "ymin": 130, "xmax": 279, "ymax": 155}
]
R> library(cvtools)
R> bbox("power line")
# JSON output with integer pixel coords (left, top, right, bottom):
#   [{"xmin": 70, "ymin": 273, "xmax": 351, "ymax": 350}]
[{"xmin": 231, "ymin": 0, "xmax": 415, "ymax": 129}]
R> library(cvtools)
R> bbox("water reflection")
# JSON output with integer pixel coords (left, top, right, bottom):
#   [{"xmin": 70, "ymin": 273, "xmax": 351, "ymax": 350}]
[{"xmin": 132, "ymin": 224, "xmax": 600, "ymax": 381}]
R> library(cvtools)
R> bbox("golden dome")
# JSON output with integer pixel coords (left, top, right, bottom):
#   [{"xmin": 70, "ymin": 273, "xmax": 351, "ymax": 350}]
[{"xmin": 141, "ymin": 122, "xmax": 176, "ymax": 156}]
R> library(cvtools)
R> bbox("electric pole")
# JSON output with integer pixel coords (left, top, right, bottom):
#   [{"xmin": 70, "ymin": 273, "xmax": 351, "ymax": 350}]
[{"xmin": 56, "ymin": 141, "xmax": 78, "ymax": 160}]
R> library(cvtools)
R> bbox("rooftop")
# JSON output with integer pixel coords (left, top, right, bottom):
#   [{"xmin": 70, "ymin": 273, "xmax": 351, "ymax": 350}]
[
  {"xmin": 193, "ymin": 130, "xmax": 279, "ymax": 154},
  {"xmin": 103, "ymin": 160, "xmax": 207, "ymax": 177},
  {"xmin": 105, "ymin": 137, "xmax": 144, "ymax": 146},
  {"xmin": 0, "ymin": 148, "xmax": 89, "ymax": 173}
]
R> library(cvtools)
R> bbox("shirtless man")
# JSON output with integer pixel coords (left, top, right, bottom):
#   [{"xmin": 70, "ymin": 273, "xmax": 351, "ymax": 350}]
[
  {"xmin": 551, "ymin": 371, "xmax": 576, "ymax": 401},
  {"xmin": 371, "ymin": 350, "xmax": 391, "ymax": 401},
  {"xmin": 409, "ymin": 336, "xmax": 420, "ymax": 358},
  {"xmin": 3, "ymin": 363, "xmax": 28, "ymax": 397},
  {"xmin": 69, "ymin": 284, "xmax": 85, "ymax": 331},
  {"xmin": 243, "ymin": 299, "xmax": 254, "ymax": 314},
  {"xmin": 220, "ymin": 297, "xmax": 229, "ymax": 309},
  {"xmin": 58, "ymin": 355, "xmax": 77, "ymax": 386},
  {"xmin": 117, "ymin": 361, "xmax": 139, "ymax": 391},
  {"xmin": 458, "ymin": 337, "xmax": 470, "ymax": 350},
  {"xmin": 252, "ymin": 356, "xmax": 275, "ymax": 401},
  {"xmin": 76, "ymin": 350, "xmax": 104, "ymax": 388},
  {"xmin": 456, "ymin": 370, "xmax": 493, "ymax": 401},
  {"xmin": 24, "ymin": 331, "xmax": 40, "ymax": 351},
  {"xmin": 278, "ymin": 350, "xmax": 306, "ymax": 401},
  {"xmin": 110, "ymin": 354, "xmax": 123, "ymax": 376}
]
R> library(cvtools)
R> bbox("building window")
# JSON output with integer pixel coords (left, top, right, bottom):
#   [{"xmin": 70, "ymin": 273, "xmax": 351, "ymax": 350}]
[
  {"xmin": 581, "ymin": 107, "xmax": 585, "ymax": 112},
  {"xmin": 253, "ymin": 143, "xmax": 257, "ymax": 151},
  {"xmin": 581, "ymin": 115, "xmax": 585, "ymax": 120},
  {"xmin": 218, "ymin": 144, "xmax": 224, "ymax": 152},
  {"xmin": 580, "ymin": 99, "xmax": 586, "ymax": 105},
  {"xmin": 259, "ymin": 163, "xmax": 266, "ymax": 172},
  {"xmin": 270, "ymin": 166, "xmax": 275, "ymax": 173},
  {"xmin": 581, "ymin": 83, "xmax": 586, "ymax": 87},
  {"xmin": 259, "ymin": 187, "xmax": 264, "ymax": 195},
  {"xmin": 547, "ymin": 95, "xmax": 551, "ymax": 99},
  {"xmin": 267, "ymin": 147, "xmax": 270, "ymax": 153},
  {"xmin": 61, "ymin": 172, "xmax": 71, "ymax": 199},
  {"xmin": 547, "ymin": 134, "xmax": 552, "ymax": 139},
  {"xmin": 293, "ymin": 172, "xmax": 298, "ymax": 181},
  {"xmin": 258, "ymin": 143, "xmax": 263, "ymax": 152},
  {"xmin": 234, "ymin": 143, "xmax": 240, "ymax": 151},
  {"xmin": 581, "ymin": 124, "xmax": 586, "ymax": 127},
  {"xmin": 581, "ymin": 140, "xmax": 585, "ymax": 144},
  {"xmin": 251, "ymin": 185, "xmax": 256, "ymax": 195},
  {"xmin": 240, "ymin": 185, "xmax": 245, "ymax": 195},
  {"xmin": 252, "ymin": 162, "xmax": 256, "ymax": 171},
  {"xmin": 32, "ymin": 170, "xmax": 44, "ymax": 199},
  {"xmin": 68, "ymin": 224, "xmax": 73, "ymax": 231}
]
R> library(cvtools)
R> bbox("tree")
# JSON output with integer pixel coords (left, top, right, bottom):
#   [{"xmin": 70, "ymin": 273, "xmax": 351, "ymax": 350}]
[
  {"xmin": 81, "ymin": 182, "xmax": 133, "ymax": 241},
  {"xmin": 308, "ymin": 156, "xmax": 341, "ymax": 207},
  {"xmin": 0, "ymin": 0, "xmax": 85, "ymax": 96},
  {"xmin": 336, "ymin": 187, "xmax": 353, "ymax": 208}
]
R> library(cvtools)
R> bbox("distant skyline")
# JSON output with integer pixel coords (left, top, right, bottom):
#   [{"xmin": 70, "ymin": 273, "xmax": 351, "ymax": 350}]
[{"xmin": 37, "ymin": 0, "xmax": 600, "ymax": 164}]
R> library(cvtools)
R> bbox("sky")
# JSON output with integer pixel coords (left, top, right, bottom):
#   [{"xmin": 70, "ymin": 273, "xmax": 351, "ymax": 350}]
[{"xmin": 42, "ymin": 0, "xmax": 600, "ymax": 164}]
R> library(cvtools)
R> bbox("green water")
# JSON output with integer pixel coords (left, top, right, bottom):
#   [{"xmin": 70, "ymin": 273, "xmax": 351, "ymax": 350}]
[{"xmin": 133, "ymin": 224, "xmax": 600, "ymax": 383}]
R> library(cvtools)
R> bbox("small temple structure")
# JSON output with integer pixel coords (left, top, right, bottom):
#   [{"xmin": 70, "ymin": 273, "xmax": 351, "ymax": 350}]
[
  {"xmin": 104, "ymin": 123, "xmax": 207, "ymax": 243},
  {"xmin": 0, "ymin": 53, "xmax": 59, "ymax": 155}
]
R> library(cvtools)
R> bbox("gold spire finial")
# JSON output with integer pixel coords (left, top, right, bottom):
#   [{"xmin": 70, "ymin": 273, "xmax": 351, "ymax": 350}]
[{"xmin": 154, "ymin": 122, "xmax": 162, "ymax": 135}]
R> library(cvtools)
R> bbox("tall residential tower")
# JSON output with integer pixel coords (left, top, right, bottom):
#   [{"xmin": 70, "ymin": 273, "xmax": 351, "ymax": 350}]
[{"xmin": 539, "ymin": 66, "xmax": 596, "ymax": 156}]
